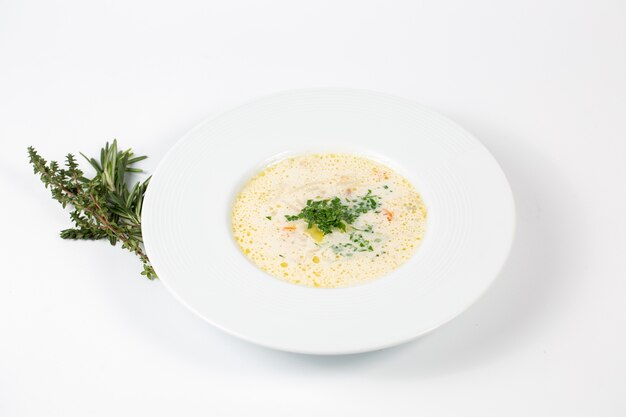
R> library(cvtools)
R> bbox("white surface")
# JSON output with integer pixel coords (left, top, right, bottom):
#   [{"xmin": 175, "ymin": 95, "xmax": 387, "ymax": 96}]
[
  {"xmin": 0, "ymin": 0, "xmax": 624, "ymax": 415},
  {"xmin": 142, "ymin": 88, "xmax": 515, "ymax": 354}
]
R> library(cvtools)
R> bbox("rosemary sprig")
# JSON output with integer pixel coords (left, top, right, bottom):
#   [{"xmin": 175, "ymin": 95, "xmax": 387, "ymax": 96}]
[{"xmin": 27, "ymin": 140, "xmax": 157, "ymax": 280}]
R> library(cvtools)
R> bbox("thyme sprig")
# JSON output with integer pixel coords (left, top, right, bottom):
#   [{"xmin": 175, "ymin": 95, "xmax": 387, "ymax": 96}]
[{"xmin": 27, "ymin": 140, "xmax": 157, "ymax": 280}]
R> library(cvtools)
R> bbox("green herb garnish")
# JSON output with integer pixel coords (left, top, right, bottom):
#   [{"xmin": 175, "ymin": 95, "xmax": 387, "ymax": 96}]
[
  {"xmin": 351, "ymin": 190, "xmax": 380, "ymax": 217},
  {"xmin": 331, "ymin": 232, "xmax": 374, "ymax": 254},
  {"xmin": 285, "ymin": 191, "xmax": 381, "ymax": 235},
  {"xmin": 27, "ymin": 140, "xmax": 157, "ymax": 280},
  {"xmin": 349, "ymin": 232, "xmax": 374, "ymax": 251},
  {"xmin": 285, "ymin": 197, "xmax": 350, "ymax": 234},
  {"xmin": 265, "ymin": 216, "xmax": 272, "ymax": 220}
]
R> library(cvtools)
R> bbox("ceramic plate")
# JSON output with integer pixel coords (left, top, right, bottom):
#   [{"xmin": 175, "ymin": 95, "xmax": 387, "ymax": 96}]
[{"xmin": 142, "ymin": 88, "xmax": 515, "ymax": 354}]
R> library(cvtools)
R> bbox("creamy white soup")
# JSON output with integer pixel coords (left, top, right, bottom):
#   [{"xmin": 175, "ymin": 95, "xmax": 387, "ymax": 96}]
[{"xmin": 231, "ymin": 154, "xmax": 427, "ymax": 288}]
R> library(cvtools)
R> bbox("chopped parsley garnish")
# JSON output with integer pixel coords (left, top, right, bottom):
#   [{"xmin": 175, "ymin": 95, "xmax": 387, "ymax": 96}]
[
  {"xmin": 350, "ymin": 232, "xmax": 374, "ymax": 251},
  {"xmin": 285, "ymin": 191, "xmax": 381, "ymax": 235},
  {"xmin": 265, "ymin": 216, "xmax": 272, "ymax": 220},
  {"xmin": 331, "ymin": 232, "xmax": 374, "ymax": 254},
  {"xmin": 351, "ymin": 190, "xmax": 380, "ymax": 216}
]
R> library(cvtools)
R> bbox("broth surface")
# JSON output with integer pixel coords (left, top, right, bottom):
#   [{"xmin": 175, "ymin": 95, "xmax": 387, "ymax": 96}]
[{"xmin": 231, "ymin": 154, "xmax": 427, "ymax": 288}]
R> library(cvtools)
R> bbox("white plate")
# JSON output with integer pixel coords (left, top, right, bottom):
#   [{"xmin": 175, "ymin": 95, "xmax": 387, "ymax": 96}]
[{"xmin": 142, "ymin": 88, "xmax": 515, "ymax": 354}]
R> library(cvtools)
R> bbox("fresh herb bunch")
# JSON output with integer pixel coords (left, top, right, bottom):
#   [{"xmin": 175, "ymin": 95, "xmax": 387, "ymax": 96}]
[
  {"xmin": 285, "ymin": 190, "xmax": 381, "ymax": 235},
  {"xmin": 27, "ymin": 140, "xmax": 157, "ymax": 280}
]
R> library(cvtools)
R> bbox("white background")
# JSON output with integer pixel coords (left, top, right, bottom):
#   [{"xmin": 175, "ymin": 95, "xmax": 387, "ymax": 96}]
[{"xmin": 1, "ymin": 0, "xmax": 625, "ymax": 415}]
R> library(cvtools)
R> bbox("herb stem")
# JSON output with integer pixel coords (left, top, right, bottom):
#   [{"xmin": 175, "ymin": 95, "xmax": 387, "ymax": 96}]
[{"xmin": 28, "ymin": 141, "xmax": 156, "ymax": 279}]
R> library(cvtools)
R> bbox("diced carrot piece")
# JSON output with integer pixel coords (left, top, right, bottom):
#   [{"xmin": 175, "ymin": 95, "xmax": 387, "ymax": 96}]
[{"xmin": 283, "ymin": 225, "xmax": 296, "ymax": 231}]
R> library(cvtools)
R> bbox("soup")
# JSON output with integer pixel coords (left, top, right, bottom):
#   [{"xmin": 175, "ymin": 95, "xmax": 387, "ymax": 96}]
[{"xmin": 231, "ymin": 154, "xmax": 426, "ymax": 288}]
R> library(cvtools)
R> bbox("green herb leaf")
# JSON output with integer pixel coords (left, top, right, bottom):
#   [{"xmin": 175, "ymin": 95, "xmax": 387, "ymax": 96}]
[
  {"xmin": 285, "ymin": 191, "xmax": 381, "ymax": 235},
  {"xmin": 28, "ymin": 140, "xmax": 157, "ymax": 280}
]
